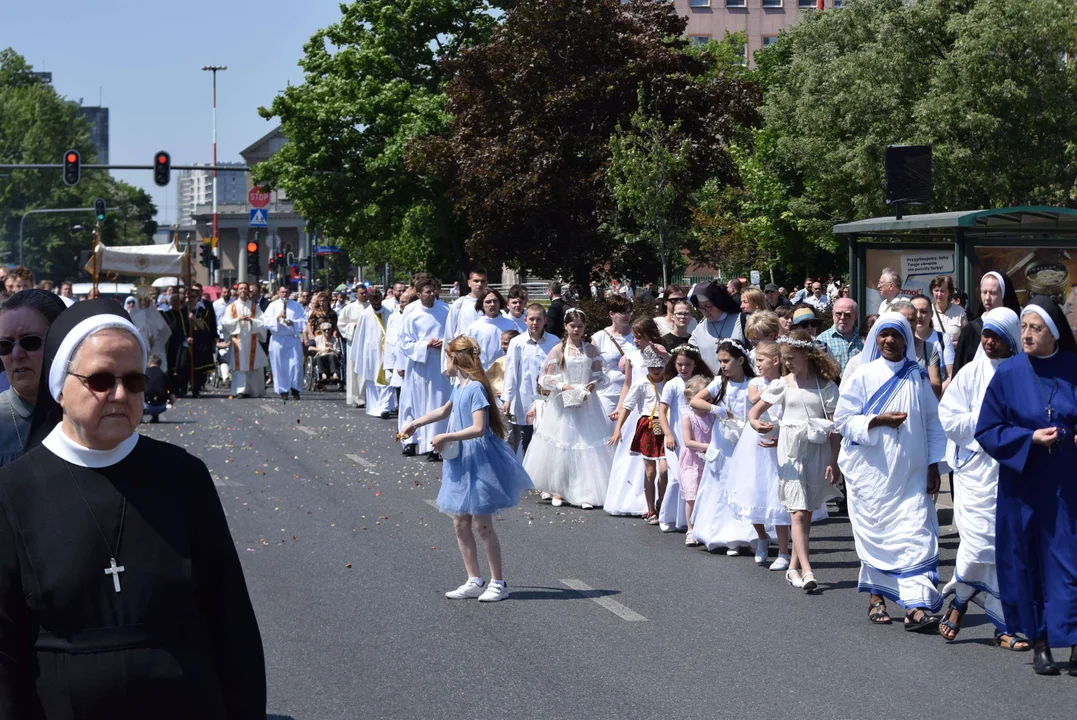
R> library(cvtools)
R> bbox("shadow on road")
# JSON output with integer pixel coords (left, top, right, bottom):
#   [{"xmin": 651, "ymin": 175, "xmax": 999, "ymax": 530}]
[
  {"xmin": 511, "ymin": 586, "xmax": 620, "ymax": 601},
  {"xmin": 268, "ymin": 715, "xmax": 298, "ymax": 720}
]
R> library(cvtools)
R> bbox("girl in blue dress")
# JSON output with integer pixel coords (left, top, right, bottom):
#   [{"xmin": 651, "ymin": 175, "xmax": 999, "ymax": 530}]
[{"xmin": 400, "ymin": 336, "xmax": 533, "ymax": 602}]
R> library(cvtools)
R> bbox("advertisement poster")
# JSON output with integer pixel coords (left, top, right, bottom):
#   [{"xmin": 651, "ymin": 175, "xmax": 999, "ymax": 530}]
[
  {"xmin": 863, "ymin": 248, "xmax": 956, "ymax": 315},
  {"xmin": 972, "ymin": 246, "xmax": 1077, "ymax": 331}
]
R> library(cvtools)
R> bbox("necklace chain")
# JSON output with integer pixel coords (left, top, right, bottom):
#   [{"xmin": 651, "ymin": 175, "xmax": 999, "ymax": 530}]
[
  {"xmin": 7, "ymin": 398, "xmax": 24, "ymax": 453},
  {"xmin": 63, "ymin": 463, "xmax": 127, "ymax": 562}
]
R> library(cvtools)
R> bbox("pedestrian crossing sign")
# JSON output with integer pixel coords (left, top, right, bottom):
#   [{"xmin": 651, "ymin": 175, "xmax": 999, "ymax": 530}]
[{"xmin": 249, "ymin": 208, "xmax": 268, "ymax": 227}]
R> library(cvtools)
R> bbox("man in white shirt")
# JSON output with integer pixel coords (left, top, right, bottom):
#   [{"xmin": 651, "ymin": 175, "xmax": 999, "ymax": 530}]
[
  {"xmin": 877, "ymin": 267, "xmax": 902, "ymax": 315},
  {"xmin": 445, "ymin": 268, "xmax": 487, "ymax": 344},
  {"xmin": 804, "ymin": 281, "xmax": 832, "ymax": 313},
  {"xmin": 262, "ymin": 285, "xmax": 307, "ymax": 401},
  {"xmin": 382, "ymin": 282, "xmax": 406, "ymax": 314},
  {"xmin": 503, "ymin": 284, "xmax": 529, "ymax": 332},
  {"xmin": 212, "ymin": 287, "xmax": 232, "ymax": 329},
  {"xmin": 501, "ymin": 303, "xmax": 559, "ymax": 454}
]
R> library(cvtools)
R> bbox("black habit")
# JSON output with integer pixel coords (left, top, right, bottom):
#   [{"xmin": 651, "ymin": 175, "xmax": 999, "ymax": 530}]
[{"xmin": 0, "ymin": 434, "xmax": 266, "ymax": 719}]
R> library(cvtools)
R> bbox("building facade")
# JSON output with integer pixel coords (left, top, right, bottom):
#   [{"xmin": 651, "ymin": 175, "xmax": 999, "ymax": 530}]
[
  {"xmin": 176, "ymin": 163, "xmax": 248, "ymax": 227},
  {"xmin": 675, "ymin": 0, "xmax": 843, "ymax": 65},
  {"xmin": 75, "ymin": 106, "xmax": 109, "ymax": 164}
]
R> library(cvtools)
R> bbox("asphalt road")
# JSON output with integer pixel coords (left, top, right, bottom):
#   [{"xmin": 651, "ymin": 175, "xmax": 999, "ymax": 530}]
[{"xmin": 142, "ymin": 389, "xmax": 1076, "ymax": 720}]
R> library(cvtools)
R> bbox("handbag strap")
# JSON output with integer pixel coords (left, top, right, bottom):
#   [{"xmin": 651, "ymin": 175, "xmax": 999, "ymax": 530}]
[
  {"xmin": 603, "ymin": 329, "xmax": 625, "ymax": 357},
  {"xmin": 794, "ymin": 374, "xmax": 831, "ymax": 422}
]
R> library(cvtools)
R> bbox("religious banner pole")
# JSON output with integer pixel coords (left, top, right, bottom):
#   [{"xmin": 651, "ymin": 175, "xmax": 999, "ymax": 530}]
[
  {"xmin": 91, "ymin": 221, "xmax": 101, "ymax": 295},
  {"xmin": 184, "ymin": 231, "xmax": 195, "ymax": 391}
]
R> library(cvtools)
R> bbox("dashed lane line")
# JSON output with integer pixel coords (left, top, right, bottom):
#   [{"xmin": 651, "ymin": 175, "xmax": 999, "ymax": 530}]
[
  {"xmin": 345, "ymin": 453, "xmax": 376, "ymax": 469},
  {"xmin": 559, "ymin": 579, "xmax": 648, "ymax": 622},
  {"xmin": 423, "ymin": 499, "xmax": 440, "ymax": 509},
  {"xmin": 297, "ymin": 427, "xmax": 317, "ymax": 436},
  {"xmin": 260, "ymin": 403, "xmax": 280, "ymax": 415}
]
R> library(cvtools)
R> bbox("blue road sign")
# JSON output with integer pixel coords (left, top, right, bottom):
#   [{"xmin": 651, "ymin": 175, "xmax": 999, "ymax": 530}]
[
  {"xmin": 314, "ymin": 245, "xmax": 342, "ymax": 255},
  {"xmin": 249, "ymin": 208, "xmax": 268, "ymax": 227}
]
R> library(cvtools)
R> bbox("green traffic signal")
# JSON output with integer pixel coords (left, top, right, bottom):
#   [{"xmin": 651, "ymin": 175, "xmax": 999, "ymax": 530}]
[{"xmin": 93, "ymin": 198, "xmax": 107, "ymax": 222}]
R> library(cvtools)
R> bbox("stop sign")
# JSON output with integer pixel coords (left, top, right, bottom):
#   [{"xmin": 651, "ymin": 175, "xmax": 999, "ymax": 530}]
[{"xmin": 248, "ymin": 186, "xmax": 270, "ymax": 208}]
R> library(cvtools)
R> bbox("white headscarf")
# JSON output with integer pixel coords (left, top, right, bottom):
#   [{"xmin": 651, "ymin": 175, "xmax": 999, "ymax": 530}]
[
  {"xmin": 981, "ymin": 271, "xmax": 1006, "ymax": 298},
  {"xmin": 48, "ymin": 315, "xmax": 148, "ymax": 402},
  {"xmin": 1021, "ymin": 304, "xmax": 1059, "ymax": 340},
  {"xmin": 861, "ymin": 312, "xmax": 917, "ymax": 364},
  {"xmin": 980, "ymin": 307, "xmax": 1022, "ymax": 356}
]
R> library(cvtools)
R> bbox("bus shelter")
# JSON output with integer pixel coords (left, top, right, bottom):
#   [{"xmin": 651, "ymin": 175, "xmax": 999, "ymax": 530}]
[{"xmin": 833, "ymin": 206, "xmax": 1077, "ymax": 316}]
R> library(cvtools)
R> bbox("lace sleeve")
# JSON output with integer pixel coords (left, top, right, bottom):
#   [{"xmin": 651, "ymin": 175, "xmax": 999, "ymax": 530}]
[
  {"xmin": 538, "ymin": 343, "xmax": 566, "ymax": 393},
  {"xmin": 587, "ymin": 344, "xmax": 610, "ymax": 390}
]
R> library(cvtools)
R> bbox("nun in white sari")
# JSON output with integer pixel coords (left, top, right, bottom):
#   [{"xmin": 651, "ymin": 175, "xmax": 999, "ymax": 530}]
[
  {"xmin": 936, "ymin": 307, "xmax": 1029, "ymax": 648},
  {"xmin": 835, "ymin": 314, "xmax": 946, "ymax": 631}
]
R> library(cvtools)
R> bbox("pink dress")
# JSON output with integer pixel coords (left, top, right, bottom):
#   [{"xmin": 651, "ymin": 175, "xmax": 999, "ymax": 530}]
[{"xmin": 678, "ymin": 412, "xmax": 714, "ymax": 501}]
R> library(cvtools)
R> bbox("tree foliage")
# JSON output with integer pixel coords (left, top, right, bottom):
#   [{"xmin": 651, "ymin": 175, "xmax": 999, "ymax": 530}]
[
  {"xmin": 255, "ymin": 1, "xmax": 505, "ymax": 276},
  {"xmin": 0, "ymin": 49, "xmax": 157, "ymax": 282},
  {"xmin": 759, "ymin": 0, "xmax": 1077, "ymax": 230},
  {"xmin": 417, "ymin": 0, "xmax": 760, "ymax": 285}
]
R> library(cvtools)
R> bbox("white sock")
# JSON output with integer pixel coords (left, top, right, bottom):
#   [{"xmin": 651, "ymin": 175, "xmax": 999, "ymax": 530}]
[
  {"xmin": 489, "ymin": 579, "xmax": 506, "ymax": 587},
  {"xmin": 469, "ymin": 577, "xmax": 485, "ymax": 586}
]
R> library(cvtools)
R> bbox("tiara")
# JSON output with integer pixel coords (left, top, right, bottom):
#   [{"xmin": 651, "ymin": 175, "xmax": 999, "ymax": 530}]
[
  {"xmin": 564, "ymin": 307, "xmax": 585, "ymax": 318},
  {"xmin": 670, "ymin": 343, "xmax": 699, "ymax": 356},
  {"xmin": 721, "ymin": 338, "xmax": 750, "ymax": 355},
  {"xmin": 777, "ymin": 336, "xmax": 815, "ymax": 350}
]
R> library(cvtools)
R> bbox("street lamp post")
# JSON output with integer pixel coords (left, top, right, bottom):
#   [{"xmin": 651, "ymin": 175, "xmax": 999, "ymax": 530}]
[{"xmin": 201, "ymin": 65, "xmax": 227, "ymax": 286}]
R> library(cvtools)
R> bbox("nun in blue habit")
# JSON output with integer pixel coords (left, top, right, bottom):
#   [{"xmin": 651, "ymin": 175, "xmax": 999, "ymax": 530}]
[{"xmin": 975, "ymin": 295, "xmax": 1077, "ymax": 676}]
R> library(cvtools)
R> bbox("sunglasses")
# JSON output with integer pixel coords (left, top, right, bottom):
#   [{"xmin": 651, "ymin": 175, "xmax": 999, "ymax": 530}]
[
  {"xmin": 68, "ymin": 371, "xmax": 149, "ymax": 394},
  {"xmin": 797, "ymin": 320, "xmax": 823, "ymax": 328},
  {"xmin": 0, "ymin": 335, "xmax": 44, "ymax": 356}
]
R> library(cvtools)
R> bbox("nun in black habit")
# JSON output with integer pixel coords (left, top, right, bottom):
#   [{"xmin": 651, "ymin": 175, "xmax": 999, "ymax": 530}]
[
  {"xmin": 688, "ymin": 280, "xmax": 744, "ymax": 375},
  {"xmin": 0, "ymin": 300, "xmax": 266, "ymax": 718}
]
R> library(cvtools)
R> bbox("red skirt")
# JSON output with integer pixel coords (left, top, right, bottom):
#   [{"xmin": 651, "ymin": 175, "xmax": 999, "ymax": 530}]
[{"xmin": 630, "ymin": 415, "xmax": 664, "ymax": 460}]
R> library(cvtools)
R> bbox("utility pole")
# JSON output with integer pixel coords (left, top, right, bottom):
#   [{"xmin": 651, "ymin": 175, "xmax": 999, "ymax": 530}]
[{"xmin": 202, "ymin": 65, "xmax": 227, "ymax": 285}]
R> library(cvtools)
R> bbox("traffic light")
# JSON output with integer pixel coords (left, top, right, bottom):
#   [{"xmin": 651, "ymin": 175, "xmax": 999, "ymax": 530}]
[
  {"xmin": 93, "ymin": 198, "xmax": 106, "ymax": 223},
  {"xmin": 153, "ymin": 151, "xmax": 171, "ymax": 186},
  {"xmin": 63, "ymin": 149, "xmax": 80, "ymax": 186},
  {"xmin": 199, "ymin": 242, "xmax": 212, "ymax": 268},
  {"xmin": 246, "ymin": 240, "xmax": 261, "ymax": 276}
]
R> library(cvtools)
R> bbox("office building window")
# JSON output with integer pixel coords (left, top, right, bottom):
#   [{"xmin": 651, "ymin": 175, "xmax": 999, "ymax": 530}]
[
  {"xmin": 762, "ymin": 0, "xmax": 783, "ymax": 7},
  {"xmin": 833, "ymin": 0, "xmax": 844, "ymax": 6},
  {"xmin": 726, "ymin": 0, "xmax": 746, "ymax": 7},
  {"xmin": 688, "ymin": 0, "xmax": 711, "ymax": 7},
  {"xmin": 689, "ymin": 35, "xmax": 711, "ymax": 46},
  {"xmin": 763, "ymin": 36, "xmax": 779, "ymax": 47},
  {"xmin": 798, "ymin": 0, "xmax": 816, "ymax": 7}
]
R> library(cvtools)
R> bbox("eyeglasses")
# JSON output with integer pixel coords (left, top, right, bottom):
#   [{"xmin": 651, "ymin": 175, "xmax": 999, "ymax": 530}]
[
  {"xmin": 68, "ymin": 371, "xmax": 149, "ymax": 394},
  {"xmin": 833, "ymin": 311, "xmax": 855, "ymax": 317},
  {"xmin": 0, "ymin": 335, "xmax": 44, "ymax": 356},
  {"xmin": 797, "ymin": 320, "xmax": 822, "ymax": 328},
  {"xmin": 673, "ymin": 311, "xmax": 692, "ymax": 317}
]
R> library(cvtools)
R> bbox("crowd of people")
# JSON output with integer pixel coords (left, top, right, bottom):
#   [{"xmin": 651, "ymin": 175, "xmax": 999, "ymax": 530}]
[
  {"xmin": 0, "ymin": 261, "xmax": 1073, "ymax": 702},
  {"xmin": 372, "ymin": 266, "xmax": 1074, "ymax": 676}
]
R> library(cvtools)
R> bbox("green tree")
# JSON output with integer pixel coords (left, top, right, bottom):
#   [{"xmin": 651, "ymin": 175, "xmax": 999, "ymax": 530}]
[
  {"xmin": 418, "ymin": 0, "xmax": 759, "ymax": 287},
  {"xmin": 255, "ymin": 1, "xmax": 504, "ymax": 277},
  {"xmin": 604, "ymin": 89, "xmax": 693, "ymax": 287},
  {"xmin": 0, "ymin": 49, "xmax": 157, "ymax": 282},
  {"xmin": 760, "ymin": 0, "xmax": 1077, "ymax": 227}
]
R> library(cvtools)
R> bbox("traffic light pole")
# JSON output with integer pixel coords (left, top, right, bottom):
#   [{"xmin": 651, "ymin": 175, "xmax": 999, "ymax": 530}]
[
  {"xmin": 0, "ymin": 164, "xmax": 249, "ymax": 172},
  {"xmin": 18, "ymin": 207, "xmax": 94, "ymax": 266}
]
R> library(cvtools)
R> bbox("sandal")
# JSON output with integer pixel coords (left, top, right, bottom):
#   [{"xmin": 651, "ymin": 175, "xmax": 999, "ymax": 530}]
[
  {"xmin": 939, "ymin": 602, "xmax": 963, "ymax": 642},
  {"xmin": 993, "ymin": 630, "xmax": 1032, "ymax": 652},
  {"xmin": 904, "ymin": 608, "xmax": 940, "ymax": 633},
  {"xmin": 644, "ymin": 513, "xmax": 660, "ymax": 526},
  {"xmin": 868, "ymin": 600, "xmax": 892, "ymax": 625}
]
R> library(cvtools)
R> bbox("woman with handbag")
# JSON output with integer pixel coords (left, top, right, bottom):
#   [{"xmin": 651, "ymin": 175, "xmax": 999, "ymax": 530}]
[
  {"xmin": 399, "ymin": 336, "xmax": 532, "ymax": 603},
  {"xmin": 748, "ymin": 330, "xmax": 843, "ymax": 592}
]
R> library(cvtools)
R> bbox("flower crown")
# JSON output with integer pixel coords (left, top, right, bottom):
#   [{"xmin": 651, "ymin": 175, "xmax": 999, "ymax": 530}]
[
  {"xmin": 777, "ymin": 335, "xmax": 815, "ymax": 350},
  {"xmin": 721, "ymin": 338, "xmax": 750, "ymax": 356},
  {"xmin": 564, "ymin": 307, "xmax": 585, "ymax": 318},
  {"xmin": 670, "ymin": 343, "xmax": 700, "ymax": 356}
]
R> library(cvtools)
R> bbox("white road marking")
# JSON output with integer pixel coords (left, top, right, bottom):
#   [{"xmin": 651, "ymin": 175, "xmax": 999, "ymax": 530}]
[
  {"xmin": 559, "ymin": 579, "xmax": 648, "ymax": 622},
  {"xmin": 212, "ymin": 477, "xmax": 243, "ymax": 487},
  {"xmin": 345, "ymin": 453, "xmax": 376, "ymax": 468},
  {"xmin": 423, "ymin": 499, "xmax": 440, "ymax": 509},
  {"xmin": 297, "ymin": 427, "xmax": 317, "ymax": 436},
  {"xmin": 260, "ymin": 404, "xmax": 280, "ymax": 415}
]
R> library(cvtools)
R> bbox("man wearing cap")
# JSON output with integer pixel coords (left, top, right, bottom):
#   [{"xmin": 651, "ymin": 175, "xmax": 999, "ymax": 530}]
[
  {"xmin": 688, "ymin": 281, "xmax": 744, "ymax": 375},
  {"xmin": 817, "ymin": 298, "xmax": 862, "ymax": 376},
  {"xmin": 764, "ymin": 283, "xmax": 790, "ymax": 310}
]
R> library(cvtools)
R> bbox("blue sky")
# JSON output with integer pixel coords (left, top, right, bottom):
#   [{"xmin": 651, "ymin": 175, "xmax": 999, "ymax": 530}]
[{"xmin": 2, "ymin": 0, "xmax": 345, "ymax": 225}]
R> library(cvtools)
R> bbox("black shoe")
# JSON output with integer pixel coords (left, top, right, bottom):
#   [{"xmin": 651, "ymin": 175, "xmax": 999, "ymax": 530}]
[
  {"xmin": 290, "ymin": 389, "xmax": 301, "ymax": 400},
  {"xmin": 150, "ymin": 415, "xmax": 160, "ymax": 424},
  {"xmin": 1033, "ymin": 645, "xmax": 1059, "ymax": 675},
  {"xmin": 402, "ymin": 445, "xmax": 416, "ymax": 457},
  {"xmin": 426, "ymin": 451, "xmax": 442, "ymax": 462},
  {"xmin": 380, "ymin": 411, "xmax": 390, "ymax": 419},
  {"xmin": 191, "ymin": 391, "xmax": 200, "ymax": 399},
  {"xmin": 1069, "ymin": 646, "xmax": 1077, "ymax": 677},
  {"xmin": 280, "ymin": 392, "xmax": 288, "ymax": 402}
]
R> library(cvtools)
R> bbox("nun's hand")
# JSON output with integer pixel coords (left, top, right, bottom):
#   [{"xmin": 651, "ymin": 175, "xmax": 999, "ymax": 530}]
[{"xmin": 1033, "ymin": 427, "xmax": 1059, "ymax": 447}]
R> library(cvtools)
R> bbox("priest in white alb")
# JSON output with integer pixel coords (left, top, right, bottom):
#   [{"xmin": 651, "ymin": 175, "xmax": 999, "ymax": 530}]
[
  {"xmin": 385, "ymin": 288, "xmax": 413, "ymax": 394},
  {"xmin": 398, "ymin": 279, "xmax": 451, "ymax": 459},
  {"xmin": 353, "ymin": 289, "xmax": 396, "ymax": 419},
  {"xmin": 337, "ymin": 291, "xmax": 369, "ymax": 407},
  {"xmin": 936, "ymin": 306, "xmax": 1029, "ymax": 649},
  {"xmin": 465, "ymin": 288, "xmax": 517, "ymax": 369},
  {"xmin": 834, "ymin": 313, "xmax": 946, "ymax": 632},
  {"xmin": 220, "ymin": 281, "xmax": 268, "ymax": 398},
  {"xmin": 262, "ymin": 285, "xmax": 307, "ymax": 401},
  {"xmin": 130, "ymin": 293, "xmax": 172, "ymax": 373}
]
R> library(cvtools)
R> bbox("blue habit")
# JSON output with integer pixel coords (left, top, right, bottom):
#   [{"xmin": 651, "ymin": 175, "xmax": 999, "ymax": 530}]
[{"xmin": 975, "ymin": 351, "xmax": 1077, "ymax": 646}]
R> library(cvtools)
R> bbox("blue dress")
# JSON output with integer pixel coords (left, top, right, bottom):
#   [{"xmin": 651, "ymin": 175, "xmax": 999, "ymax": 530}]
[
  {"xmin": 437, "ymin": 381, "xmax": 534, "ymax": 516},
  {"xmin": 976, "ymin": 351, "xmax": 1077, "ymax": 646}
]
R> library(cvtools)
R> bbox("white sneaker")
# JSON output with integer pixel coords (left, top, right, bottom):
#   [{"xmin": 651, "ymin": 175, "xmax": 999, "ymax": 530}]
[
  {"xmin": 478, "ymin": 581, "xmax": 510, "ymax": 602},
  {"xmin": 685, "ymin": 531, "xmax": 701, "ymax": 546},
  {"xmin": 551, "ymin": 497, "xmax": 563, "ymax": 507},
  {"xmin": 445, "ymin": 578, "xmax": 485, "ymax": 599},
  {"xmin": 540, "ymin": 492, "xmax": 552, "ymax": 501},
  {"xmin": 580, "ymin": 502, "xmax": 594, "ymax": 510},
  {"xmin": 769, "ymin": 554, "xmax": 791, "ymax": 571},
  {"xmin": 752, "ymin": 535, "xmax": 770, "ymax": 565},
  {"xmin": 659, "ymin": 522, "xmax": 674, "ymax": 532},
  {"xmin": 725, "ymin": 547, "xmax": 740, "ymax": 556}
]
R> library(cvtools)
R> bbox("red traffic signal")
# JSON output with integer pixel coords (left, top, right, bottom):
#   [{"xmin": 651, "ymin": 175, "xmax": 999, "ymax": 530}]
[
  {"xmin": 153, "ymin": 151, "xmax": 171, "ymax": 186},
  {"xmin": 246, "ymin": 242, "xmax": 259, "ymax": 253},
  {"xmin": 62, "ymin": 149, "xmax": 80, "ymax": 186}
]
